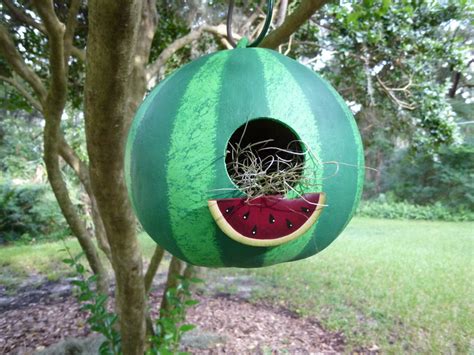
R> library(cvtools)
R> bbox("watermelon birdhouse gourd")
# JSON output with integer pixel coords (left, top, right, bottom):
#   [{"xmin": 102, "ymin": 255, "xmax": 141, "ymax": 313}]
[{"xmin": 125, "ymin": 47, "xmax": 365, "ymax": 268}]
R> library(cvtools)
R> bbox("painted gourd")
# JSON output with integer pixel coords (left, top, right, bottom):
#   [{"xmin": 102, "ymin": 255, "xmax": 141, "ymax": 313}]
[{"xmin": 125, "ymin": 47, "xmax": 364, "ymax": 268}]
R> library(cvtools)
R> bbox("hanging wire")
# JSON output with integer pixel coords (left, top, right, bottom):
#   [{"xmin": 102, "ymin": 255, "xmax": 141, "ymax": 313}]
[{"xmin": 226, "ymin": 0, "xmax": 274, "ymax": 48}]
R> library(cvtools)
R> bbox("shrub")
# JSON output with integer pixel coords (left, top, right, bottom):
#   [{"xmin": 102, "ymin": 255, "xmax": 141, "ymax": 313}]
[
  {"xmin": 357, "ymin": 196, "xmax": 474, "ymax": 222},
  {"xmin": 0, "ymin": 181, "xmax": 69, "ymax": 244},
  {"xmin": 383, "ymin": 144, "xmax": 474, "ymax": 210}
]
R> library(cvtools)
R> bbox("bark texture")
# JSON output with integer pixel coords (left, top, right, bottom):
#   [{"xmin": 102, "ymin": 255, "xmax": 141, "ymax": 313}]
[
  {"xmin": 84, "ymin": 1, "xmax": 147, "ymax": 353},
  {"xmin": 260, "ymin": 0, "xmax": 330, "ymax": 49}
]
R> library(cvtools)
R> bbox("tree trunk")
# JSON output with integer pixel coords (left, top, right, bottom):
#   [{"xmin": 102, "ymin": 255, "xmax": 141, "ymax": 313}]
[{"xmin": 85, "ymin": 1, "xmax": 147, "ymax": 353}]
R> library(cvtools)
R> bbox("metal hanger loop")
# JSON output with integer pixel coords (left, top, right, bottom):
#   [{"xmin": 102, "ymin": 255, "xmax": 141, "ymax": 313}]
[{"xmin": 226, "ymin": 0, "xmax": 274, "ymax": 48}]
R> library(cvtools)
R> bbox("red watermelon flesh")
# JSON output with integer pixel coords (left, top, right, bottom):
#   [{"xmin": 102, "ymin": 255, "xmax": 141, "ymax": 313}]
[{"xmin": 208, "ymin": 193, "xmax": 325, "ymax": 247}]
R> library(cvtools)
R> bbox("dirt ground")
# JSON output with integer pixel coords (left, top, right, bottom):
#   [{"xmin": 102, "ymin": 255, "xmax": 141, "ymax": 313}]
[{"xmin": 0, "ymin": 274, "xmax": 347, "ymax": 354}]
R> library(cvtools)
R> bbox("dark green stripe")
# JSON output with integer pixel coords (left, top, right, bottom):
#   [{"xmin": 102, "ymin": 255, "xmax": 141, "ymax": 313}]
[
  {"xmin": 321, "ymin": 81, "xmax": 365, "ymax": 220},
  {"xmin": 126, "ymin": 72, "xmax": 176, "ymax": 214},
  {"xmin": 130, "ymin": 55, "xmax": 213, "ymax": 261}
]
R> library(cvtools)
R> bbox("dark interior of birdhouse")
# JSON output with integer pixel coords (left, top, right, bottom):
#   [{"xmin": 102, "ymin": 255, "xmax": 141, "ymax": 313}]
[{"xmin": 225, "ymin": 118, "xmax": 305, "ymax": 197}]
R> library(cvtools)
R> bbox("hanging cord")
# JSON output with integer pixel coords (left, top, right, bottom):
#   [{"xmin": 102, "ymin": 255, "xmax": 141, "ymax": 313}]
[{"xmin": 226, "ymin": 0, "xmax": 274, "ymax": 48}]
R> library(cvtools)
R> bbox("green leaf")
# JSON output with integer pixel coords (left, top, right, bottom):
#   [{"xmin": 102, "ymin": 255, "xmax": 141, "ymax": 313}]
[
  {"xmin": 190, "ymin": 277, "xmax": 204, "ymax": 284},
  {"xmin": 74, "ymin": 251, "xmax": 85, "ymax": 261},
  {"xmin": 96, "ymin": 294, "xmax": 108, "ymax": 305},
  {"xmin": 179, "ymin": 324, "xmax": 196, "ymax": 332},
  {"xmin": 347, "ymin": 12, "xmax": 360, "ymax": 25},
  {"xmin": 184, "ymin": 300, "xmax": 199, "ymax": 306},
  {"xmin": 79, "ymin": 293, "xmax": 93, "ymax": 302}
]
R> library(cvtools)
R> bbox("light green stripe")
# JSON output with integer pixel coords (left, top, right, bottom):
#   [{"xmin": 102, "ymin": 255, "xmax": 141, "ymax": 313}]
[
  {"xmin": 166, "ymin": 53, "xmax": 228, "ymax": 265},
  {"xmin": 257, "ymin": 51, "xmax": 323, "ymax": 265}
]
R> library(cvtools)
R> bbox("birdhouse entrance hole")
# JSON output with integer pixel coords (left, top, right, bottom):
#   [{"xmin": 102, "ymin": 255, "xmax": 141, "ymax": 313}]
[{"xmin": 225, "ymin": 118, "xmax": 305, "ymax": 196}]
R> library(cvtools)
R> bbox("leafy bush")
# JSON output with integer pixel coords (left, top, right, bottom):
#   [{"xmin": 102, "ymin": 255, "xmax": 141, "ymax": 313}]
[
  {"xmin": 150, "ymin": 275, "xmax": 201, "ymax": 354},
  {"xmin": 357, "ymin": 196, "xmax": 474, "ymax": 222},
  {"xmin": 0, "ymin": 181, "xmax": 69, "ymax": 244},
  {"xmin": 63, "ymin": 243, "xmax": 201, "ymax": 355},
  {"xmin": 62, "ymin": 248, "xmax": 121, "ymax": 355},
  {"xmin": 383, "ymin": 144, "xmax": 474, "ymax": 210}
]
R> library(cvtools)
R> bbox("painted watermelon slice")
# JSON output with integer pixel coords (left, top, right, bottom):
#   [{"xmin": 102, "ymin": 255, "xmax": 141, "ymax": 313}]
[{"xmin": 208, "ymin": 193, "xmax": 326, "ymax": 247}]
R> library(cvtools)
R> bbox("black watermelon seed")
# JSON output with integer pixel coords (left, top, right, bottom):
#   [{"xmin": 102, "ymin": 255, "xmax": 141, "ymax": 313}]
[
  {"xmin": 301, "ymin": 207, "xmax": 310, "ymax": 213},
  {"xmin": 252, "ymin": 226, "xmax": 257, "ymax": 235},
  {"xmin": 243, "ymin": 211, "xmax": 250, "ymax": 220},
  {"xmin": 269, "ymin": 214, "xmax": 275, "ymax": 224},
  {"xmin": 286, "ymin": 219, "xmax": 293, "ymax": 228},
  {"xmin": 225, "ymin": 206, "xmax": 234, "ymax": 214}
]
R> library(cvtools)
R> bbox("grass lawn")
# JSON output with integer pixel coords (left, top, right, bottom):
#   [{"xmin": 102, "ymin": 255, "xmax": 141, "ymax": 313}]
[
  {"xmin": 1, "ymin": 218, "xmax": 472, "ymax": 352},
  {"xmin": 209, "ymin": 217, "xmax": 474, "ymax": 353},
  {"xmin": 0, "ymin": 233, "xmax": 159, "ymax": 285}
]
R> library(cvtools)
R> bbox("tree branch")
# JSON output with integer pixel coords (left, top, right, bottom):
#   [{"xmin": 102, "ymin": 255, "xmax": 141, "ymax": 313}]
[
  {"xmin": 32, "ymin": 0, "xmax": 109, "ymax": 293},
  {"xmin": 159, "ymin": 256, "xmax": 182, "ymax": 314},
  {"xmin": 362, "ymin": 52, "xmax": 375, "ymax": 107},
  {"xmin": 259, "ymin": 0, "xmax": 330, "ymax": 49},
  {"xmin": 146, "ymin": 28, "xmax": 203, "ymax": 81},
  {"xmin": 0, "ymin": 24, "xmax": 47, "ymax": 101},
  {"xmin": 3, "ymin": 0, "xmax": 46, "ymax": 33},
  {"xmin": 3, "ymin": 0, "xmax": 85, "ymax": 62},
  {"xmin": 70, "ymin": 46, "xmax": 86, "ymax": 62},
  {"xmin": 145, "ymin": 24, "xmax": 236, "ymax": 82},
  {"xmin": 275, "ymin": 0, "xmax": 288, "ymax": 27},
  {"xmin": 376, "ymin": 75, "xmax": 415, "ymax": 110},
  {"xmin": 0, "ymin": 75, "xmax": 42, "ymax": 111},
  {"xmin": 64, "ymin": 0, "xmax": 82, "ymax": 61},
  {"xmin": 58, "ymin": 135, "xmax": 112, "ymax": 261},
  {"xmin": 144, "ymin": 246, "xmax": 165, "ymax": 294},
  {"xmin": 33, "ymin": 0, "xmax": 67, "ymax": 102}
]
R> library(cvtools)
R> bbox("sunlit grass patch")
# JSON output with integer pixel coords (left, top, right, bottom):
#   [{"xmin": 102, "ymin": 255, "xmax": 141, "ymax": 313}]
[{"xmin": 0, "ymin": 233, "xmax": 166, "ymax": 287}]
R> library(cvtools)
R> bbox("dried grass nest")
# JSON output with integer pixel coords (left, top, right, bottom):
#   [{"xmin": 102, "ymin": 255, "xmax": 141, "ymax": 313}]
[{"xmin": 223, "ymin": 138, "xmax": 334, "ymax": 206}]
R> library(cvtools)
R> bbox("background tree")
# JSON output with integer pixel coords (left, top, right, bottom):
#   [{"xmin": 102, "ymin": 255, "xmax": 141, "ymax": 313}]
[{"xmin": 283, "ymin": 0, "xmax": 472, "ymax": 195}]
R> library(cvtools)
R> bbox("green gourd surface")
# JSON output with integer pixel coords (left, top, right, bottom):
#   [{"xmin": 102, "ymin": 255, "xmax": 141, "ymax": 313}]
[{"xmin": 125, "ymin": 47, "xmax": 364, "ymax": 268}]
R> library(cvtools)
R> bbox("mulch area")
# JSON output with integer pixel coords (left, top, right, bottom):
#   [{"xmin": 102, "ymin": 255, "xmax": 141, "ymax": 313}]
[
  {"xmin": 0, "ymin": 278, "xmax": 346, "ymax": 354},
  {"xmin": 184, "ymin": 296, "xmax": 345, "ymax": 353}
]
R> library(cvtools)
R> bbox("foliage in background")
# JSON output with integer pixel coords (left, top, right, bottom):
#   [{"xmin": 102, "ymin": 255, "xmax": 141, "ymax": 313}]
[
  {"xmin": 0, "ymin": 113, "xmax": 43, "ymax": 179},
  {"xmin": 357, "ymin": 195, "xmax": 474, "ymax": 222},
  {"xmin": 384, "ymin": 144, "xmax": 474, "ymax": 210},
  {"xmin": 0, "ymin": 181, "xmax": 69, "ymax": 244},
  {"xmin": 289, "ymin": 0, "xmax": 473, "ymax": 195},
  {"xmin": 0, "ymin": 111, "xmax": 91, "ymax": 244}
]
